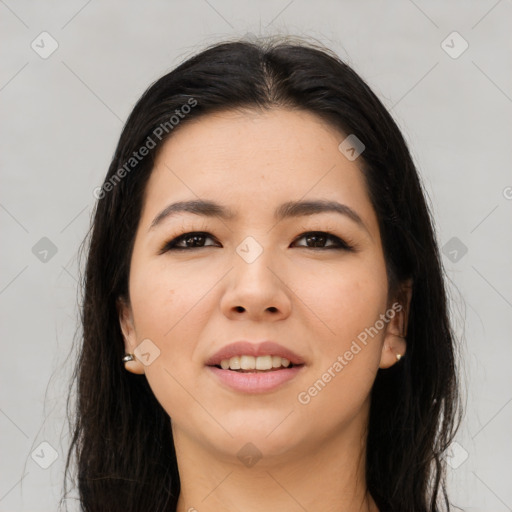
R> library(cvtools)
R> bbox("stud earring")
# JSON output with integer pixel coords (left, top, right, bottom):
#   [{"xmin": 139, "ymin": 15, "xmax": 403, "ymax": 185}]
[{"xmin": 122, "ymin": 353, "xmax": 135, "ymax": 363}]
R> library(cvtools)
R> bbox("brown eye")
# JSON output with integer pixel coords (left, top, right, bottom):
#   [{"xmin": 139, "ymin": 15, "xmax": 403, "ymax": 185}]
[
  {"xmin": 292, "ymin": 232, "xmax": 353, "ymax": 250},
  {"xmin": 161, "ymin": 232, "xmax": 220, "ymax": 253}
]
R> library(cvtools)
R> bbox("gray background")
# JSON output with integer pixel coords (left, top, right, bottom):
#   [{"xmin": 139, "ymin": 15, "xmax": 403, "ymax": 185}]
[{"xmin": 1, "ymin": 0, "xmax": 511, "ymax": 510}]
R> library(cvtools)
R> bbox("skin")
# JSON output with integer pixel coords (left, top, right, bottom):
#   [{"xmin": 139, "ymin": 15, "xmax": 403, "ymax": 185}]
[{"xmin": 118, "ymin": 108, "xmax": 410, "ymax": 512}]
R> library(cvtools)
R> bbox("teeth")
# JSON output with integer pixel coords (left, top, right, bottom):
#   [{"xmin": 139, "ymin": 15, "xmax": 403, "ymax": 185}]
[
  {"xmin": 218, "ymin": 355, "xmax": 294, "ymax": 371},
  {"xmin": 229, "ymin": 356, "xmax": 240, "ymax": 370},
  {"xmin": 256, "ymin": 355, "xmax": 272, "ymax": 370},
  {"xmin": 240, "ymin": 355, "xmax": 255, "ymax": 370}
]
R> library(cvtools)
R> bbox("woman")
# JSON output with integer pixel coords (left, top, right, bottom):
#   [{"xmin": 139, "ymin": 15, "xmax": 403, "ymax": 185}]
[{"xmin": 65, "ymin": 36, "xmax": 460, "ymax": 511}]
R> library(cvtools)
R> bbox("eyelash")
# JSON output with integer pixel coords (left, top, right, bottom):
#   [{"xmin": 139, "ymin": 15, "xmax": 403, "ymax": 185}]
[{"xmin": 159, "ymin": 231, "xmax": 354, "ymax": 253}]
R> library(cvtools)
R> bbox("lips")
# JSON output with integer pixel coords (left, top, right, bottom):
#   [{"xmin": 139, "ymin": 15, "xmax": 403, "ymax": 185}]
[
  {"xmin": 205, "ymin": 341, "xmax": 306, "ymax": 393},
  {"xmin": 205, "ymin": 341, "xmax": 306, "ymax": 368}
]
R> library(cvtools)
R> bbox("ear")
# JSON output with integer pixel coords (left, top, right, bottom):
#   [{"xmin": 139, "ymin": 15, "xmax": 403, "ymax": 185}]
[
  {"xmin": 117, "ymin": 297, "xmax": 145, "ymax": 375},
  {"xmin": 379, "ymin": 279, "xmax": 413, "ymax": 369}
]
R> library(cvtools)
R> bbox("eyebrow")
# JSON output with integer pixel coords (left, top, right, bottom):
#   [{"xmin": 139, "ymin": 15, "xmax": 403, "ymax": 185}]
[{"xmin": 149, "ymin": 199, "xmax": 368, "ymax": 232}]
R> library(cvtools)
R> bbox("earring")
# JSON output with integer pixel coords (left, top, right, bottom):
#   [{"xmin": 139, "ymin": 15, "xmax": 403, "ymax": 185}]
[
  {"xmin": 395, "ymin": 332, "xmax": 405, "ymax": 362},
  {"xmin": 122, "ymin": 353, "xmax": 135, "ymax": 363}
]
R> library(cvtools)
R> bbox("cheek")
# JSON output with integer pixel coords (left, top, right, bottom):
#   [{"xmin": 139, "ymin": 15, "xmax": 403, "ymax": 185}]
[
  {"xmin": 129, "ymin": 256, "xmax": 215, "ymax": 339},
  {"xmin": 291, "ymin": 255, "xmax": 389, "ymax": 423},
  {"xmin": 127, "ymin": 258, "xmax": 216, "ymax": 417},
  {"xmin": 293, "ymin": 253, "xmax": 389, "ymax": 350}
]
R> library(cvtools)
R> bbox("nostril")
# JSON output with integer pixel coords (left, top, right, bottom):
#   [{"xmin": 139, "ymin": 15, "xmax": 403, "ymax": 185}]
[{"xmin": 234, "ymin": 306, "xmax": 245, "ymax": 313}]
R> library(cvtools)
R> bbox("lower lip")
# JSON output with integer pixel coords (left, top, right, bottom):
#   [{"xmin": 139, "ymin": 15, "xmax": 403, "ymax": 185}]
[{"xmin": 207, "ymin": 365, "xmax": 304, "ymax": 393}]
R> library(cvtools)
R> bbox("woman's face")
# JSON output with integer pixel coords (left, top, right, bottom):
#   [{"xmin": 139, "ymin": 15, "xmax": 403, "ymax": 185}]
[{"xmin": 119, "ymin": 108, "xmax": 406, "ymax": 462}]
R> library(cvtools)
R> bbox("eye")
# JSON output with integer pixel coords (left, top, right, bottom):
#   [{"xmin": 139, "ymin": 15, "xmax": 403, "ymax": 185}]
[
  {"xmin": 160, "ymin": 230, "xmax": 354, "ymax": 254},
  {"xmin": 160, "ymin": 231, "xmax": 220, "ymax": 253},
  {"xmin": 291, "ymin": 231, "xmax": 354, "ymax": 251}
]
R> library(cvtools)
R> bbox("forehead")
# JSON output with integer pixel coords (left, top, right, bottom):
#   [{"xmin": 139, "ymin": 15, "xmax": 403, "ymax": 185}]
[
  {"xmin": 142, "ymin": 108, "xmax": 376, "ymax": 229},
  {"xmin": 153, "ymin": 108, "xmax": 345, "ymax": 179}
]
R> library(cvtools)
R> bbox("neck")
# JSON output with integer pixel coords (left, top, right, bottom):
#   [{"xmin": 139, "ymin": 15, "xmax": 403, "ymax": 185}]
[{"xmin": 173, "ymin": 417, "xmax": 378, "ymax": 512}]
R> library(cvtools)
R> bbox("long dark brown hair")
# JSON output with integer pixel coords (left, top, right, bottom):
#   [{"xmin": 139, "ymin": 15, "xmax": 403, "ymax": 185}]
[{"xmin": 63, "ymin": 36, "xmax": 461, "ymax": 511}]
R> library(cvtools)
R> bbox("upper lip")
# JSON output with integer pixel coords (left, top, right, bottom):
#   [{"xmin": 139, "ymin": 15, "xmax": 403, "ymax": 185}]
[{"xmin": 205, "ymin": 341, "xmax": 305, "ymax": 367}]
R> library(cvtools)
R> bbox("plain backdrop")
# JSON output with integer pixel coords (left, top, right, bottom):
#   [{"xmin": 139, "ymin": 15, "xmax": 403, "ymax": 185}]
[{"xmin": 1, "ymin": 1, "xmax": 511, "ymax": 510}]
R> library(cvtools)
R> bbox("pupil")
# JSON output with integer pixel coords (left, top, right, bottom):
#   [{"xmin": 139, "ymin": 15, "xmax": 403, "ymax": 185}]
[
  {"xmin": 307, "ymin": 234, "xmax": 326, "ymax": 247},
  {"xmin": 187, "ymin": 235, "xmax": 203, "ymax": 247}
]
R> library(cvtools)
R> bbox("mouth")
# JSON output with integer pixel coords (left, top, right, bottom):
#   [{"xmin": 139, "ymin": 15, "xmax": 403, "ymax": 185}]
[
  {"xmin": 205, "ymin": 344, "xmax": 306, "ymax": 394},
  {"xmin": 212, "ymin": 354, "xmax": 303, "ymax": 373}
]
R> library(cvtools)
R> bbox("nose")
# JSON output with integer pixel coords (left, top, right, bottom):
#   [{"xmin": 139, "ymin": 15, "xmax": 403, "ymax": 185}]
[{"xmin": 220, "ymin": 247, "xmax": 292, "ymax": 322}]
